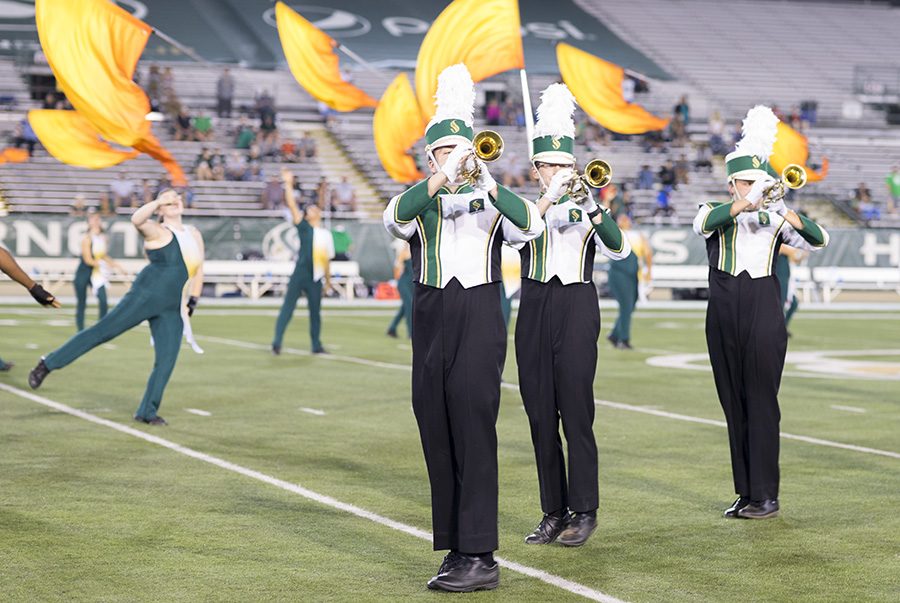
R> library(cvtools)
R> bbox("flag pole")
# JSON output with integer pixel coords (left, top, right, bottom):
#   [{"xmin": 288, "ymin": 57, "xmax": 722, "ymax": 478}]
[{"xmin": 520, "ymin": 69, "xmax": 534, "ymax": 158}]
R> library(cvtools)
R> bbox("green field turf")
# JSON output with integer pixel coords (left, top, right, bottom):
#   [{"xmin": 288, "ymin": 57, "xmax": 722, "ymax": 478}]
[{"xmin": 1, "ymin": 304, "xmax": 898, "ymax": 602}]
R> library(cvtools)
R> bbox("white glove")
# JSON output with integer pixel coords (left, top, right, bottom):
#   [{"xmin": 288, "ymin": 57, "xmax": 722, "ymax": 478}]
[
  {"xmin": 544, "ymin": 168, "xmax": 576, "ymax": 203},
  {"xmin": 439, "ymin": 143, "xmax": 473, "ymax": 184},
  {"xmin": 578, "ymin": 186, "xmax": 599, "ymax": 213},
  {"xmin": 768, "ymin": 198, "xmax": 789, "ymax": 216},
  {"xmin": 744, "ymin": 176, "xmax": 776, "ymax": 207},
  {"xmin": 473, "ymin": 158, "xmax": 496, "ymax": 192}
]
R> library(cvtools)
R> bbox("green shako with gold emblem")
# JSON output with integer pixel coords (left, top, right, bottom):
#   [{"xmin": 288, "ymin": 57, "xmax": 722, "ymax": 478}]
[
  {"xmin": 531, "ymin": 83, "xmax": 578, "ymax": 165},
  {"xmin": 725, "ymin": 105, "xmax": 781, "ymax": 181},
  {"xmin": 424, "ymin": 64, "xmax": 475, "ymax": 150}
]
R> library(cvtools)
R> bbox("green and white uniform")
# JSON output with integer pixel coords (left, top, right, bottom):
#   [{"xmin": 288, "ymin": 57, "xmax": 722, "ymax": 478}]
[{"xmin": 74, "ymin": 233, "xmax": 110, "ymax": 331}]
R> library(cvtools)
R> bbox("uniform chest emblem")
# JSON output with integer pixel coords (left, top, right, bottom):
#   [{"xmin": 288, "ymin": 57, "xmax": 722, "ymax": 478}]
[
  {"xmin": 469, "ymin": 198, "xmax": 484, "ymax": 213},
  {"xmin": 758, "ymin": 211, "xmax": 770, "ymax": 225},
  {"xmin": 569, "ymin": 208, "xmax": 582, "ymax": 222}
]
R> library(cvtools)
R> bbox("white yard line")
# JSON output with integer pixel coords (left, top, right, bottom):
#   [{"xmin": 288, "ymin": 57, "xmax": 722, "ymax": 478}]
[
  {"xmin": 299, "ymin": 407, "xmax": 326, "ymax": 416},
  {"xmin": 185, "ymin": 408, "xmax": 212, "ymax": 417},
  {"xmin": 197, "ymin": 335, "xmax": 900, "ymax": 461},
  {"xmin": 830, "ymin": 405, "xmax": 867, "ymax": 414},
  {"xmin": 0, "ymin": 382, "xmax": 624, "ymax": 603}
]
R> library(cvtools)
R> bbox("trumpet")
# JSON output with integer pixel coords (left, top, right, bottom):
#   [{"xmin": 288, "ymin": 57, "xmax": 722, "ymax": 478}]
[
  {"xmin": 459, "ymin": 130, "xmax": 503, "ymax": 184},
  {"xmin": 762, "ymin": 164, "xmax": 807, "ymax": 206},
  {"xmin": 566, "ymin": 159, "xmax": 612, "ymax": 202}
]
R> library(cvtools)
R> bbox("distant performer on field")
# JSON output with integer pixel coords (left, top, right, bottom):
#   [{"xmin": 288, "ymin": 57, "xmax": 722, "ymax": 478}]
[
  {"xmin": 29, "ymin": 190, "xmax": 205, "ymax": 426},
  {"xmin": 693, "ymin": 106, "xmax": 829, "ymax": 520},
  {"xmin": 74, "ymin": 210, "xmax": 124, "ymax": 332},
  {"xmin": 774, "ymin": 245, "xmax": 805, "ymax": 337},
  {"xmin": 0, "ymin": 247, "xmax": 59, "ymax": 372},
  {"xmin": 386, "ymin": 240, "xmax": 413, "ymax": 339},
  {"xmin": 513, "ymin": 84, "xmax": 630, "ymax": 548},
  {"xmin": 607, "ymin": 214, "xmax": 652, "ymax": 350},
  {"xmin": 383, "ymin": 64, "xmax": 543, "ymax": 592},
  {"xmin": 272, "ymin": 169, "xmax": 334, "ymax": 355}
]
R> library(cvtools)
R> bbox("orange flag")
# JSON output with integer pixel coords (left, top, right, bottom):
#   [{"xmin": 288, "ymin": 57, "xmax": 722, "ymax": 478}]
[
  {"xmin": 374, "ymin": 74, "xmax": 427, "ymax": 184},
  {"xmin": 0, "ymin": 148, "xmax": 30, "ymax": 164},
  {"xmin": 35, "ymin": 0, "xmax": 185, "ymax": 184},
  {"xmin": 28, "ymin": 110, "xmax": 139, "ymax": 169},
  {"xmin": 557, "ymin": 43, "xmax": 669, "ymax": 135},
  {"xmin": 415, "ymin": 0, "xmax": 524, "ymax": 120},
  {"xmin": 770, "ymin": 122, "xmax": 828, "ymax": 182},
  {"xmin": 275, "ymin": 2, "xmax": 377, "ymax": 112}
]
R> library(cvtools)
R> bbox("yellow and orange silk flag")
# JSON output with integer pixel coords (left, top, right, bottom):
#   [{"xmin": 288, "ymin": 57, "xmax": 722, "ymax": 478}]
[
  {"xmin": 35, "ymin": 0, "xmax": 185, "ymax": 185},
  {"xmin": 275, "ymin": 2, "xmax": 377, "ymax": 112},
  {"xmin": 374, "ymin": 74, "xmax": 427, "ymax": 184},
  {"xmin": 415, "ymin": 0, "xmax": 524, "ymax": 119},
  {"xmin": 28, "ymin": 110, "xmax": 139, "ymax": 169},
  {"xmin": 557, "ymin": 43, "xmax": 669, "ymax": 135},
  {"xmin": 770, "ymin": 122, "xmax": 828, "ymax": 182}
]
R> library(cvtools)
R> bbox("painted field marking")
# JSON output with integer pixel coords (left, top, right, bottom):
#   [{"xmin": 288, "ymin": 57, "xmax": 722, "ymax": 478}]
[
  {"xmin": 196, "ymin": 335, "xmax": 900, "ymax": 461},
  {"xmin": 831, "ymin": 405, "xmax": 866, "ymax": 414},
  {"xmin": 185, "ymin": 408, "xmax": 212, "ymax": 417},
  {"xmin": 0, "ymin": 382, "xmax": 624, "ymax": 603},
  {"xmin": 300, "ymin": 407, "xmax": 326, "ymax": 416}
]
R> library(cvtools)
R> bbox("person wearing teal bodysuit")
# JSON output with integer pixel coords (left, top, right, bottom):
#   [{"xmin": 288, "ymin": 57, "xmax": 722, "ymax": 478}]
[
  {"xmin": 0, "ymin": 247, "xmax": 60, "ymax": 371},
  {"xmin": 272, "ymin": 169, "xmax": 333, "ymax": 355},
  {"xmin": 28, "ymin": 190, "xmax": 205, "ymax": 426},
  {"xmin": 387, "ymin": 242, "xmax": 413, "ymax": 338},
  {"xmin": 74, "ymin": 211, "xmax": 124, "ymax": 331}
]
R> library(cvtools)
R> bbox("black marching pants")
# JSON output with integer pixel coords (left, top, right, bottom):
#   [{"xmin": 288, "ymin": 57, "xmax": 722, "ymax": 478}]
[
  {"xmin": 706, "ymin": 269, "xmax": 787, "ymax": 501},
  {"xmin": 412, "ymin": 279, "xmax": 506, "ymax": 553},
  {"xmin": 515, "ymin": 277, "xmax": 600, "ymax": 514}
]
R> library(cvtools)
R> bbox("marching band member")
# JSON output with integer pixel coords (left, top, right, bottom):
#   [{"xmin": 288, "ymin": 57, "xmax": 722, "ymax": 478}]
[
  {"xmin": 383, "ymin": 64, "xmax": 543, "ymax": 592},
  {"xmin": 74, "ymin": 210, "xmax": 124, "ymax": 332},
  {"xmin": 693, "ymin": 106, "xmax": 829, "ymax": 519},
  {"xmin": 29, "ymin": 190, "xmax": 204, "ymax": 426},
  {"xmin": 514, "ymin": 84, "xmax": 630, "ymax": 547},
  {"xmin": 607, "ymin": 214, "xmax": 653, "ymax": 350},
  {"xmin": 0, "ymin": 247, "xmax": 59, "ymax": 371}
]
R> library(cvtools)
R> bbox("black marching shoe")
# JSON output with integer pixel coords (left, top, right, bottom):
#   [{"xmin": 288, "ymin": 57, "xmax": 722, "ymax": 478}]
[
  {"xmin": 134, "ymin": 415, "xmax": 168, "ymax": 426},
  {"xmin": 525, "ymin": 512, "xmax": 569, "ymax": 544},
  {"xmin": 386, "ymin": 330, "xmax": 398, "ymax": 338},
  {"xmin": 737, "ymin": 499, "xmax": 779, "ymax": 519},
  {"xmin": 723, "ymin": 496, "xmax": 751, "ymax": 518},
  {"xmin": 271, "ymin": 344, "xmax": 281, "ymax": 356},
  {"xmin": 312, "ymin": 346, "xmax": 328, "ymax": 355},
  {"xmin": 557, "ymin": 512, "xmax": 597, "ymax": 547},
  {"xmin": 427, "ymin": 552, "xmax": 499, "ymax": 592},
  {"xmin": 28, "ymin": 358, "xmax": 50, "ymax": 389},
  {"xmin": 615, "ymin": 340, "xmax": 633, "ymax": 350},
  {"xmin": 0, "ymin": 360, "xmax": 14, "ymax": 372},
  {"xmin": 606, "ymin": 334, "xmax": 619, "ymax": 347}
]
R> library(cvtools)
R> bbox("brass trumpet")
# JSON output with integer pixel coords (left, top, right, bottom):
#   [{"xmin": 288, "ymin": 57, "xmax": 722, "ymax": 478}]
[
  {"xmin": 762, "ymin": 164, "xmax": 807, "ymax": 206},
  {"xmin": 567, "ymin": 159, "xmax": 612, "ymax": 202},
  {"xmin": 459, "ymin": 130, "xmax": 503, "ymax": 184}
]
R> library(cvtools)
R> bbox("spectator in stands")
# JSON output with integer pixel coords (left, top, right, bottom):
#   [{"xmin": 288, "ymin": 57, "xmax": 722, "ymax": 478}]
[
  {"xmin": 255, "ymin": 89, "xmax": 275, "ymax": 119},
  {"xmin": 331, "ymin": 177, "xmax": 356, "ymax": 214},
  {"xmin": 194, "ymin": 148, "xmax": 216, "ymax": 181},
  {"xmin": 316, "ymin": 176, "xmax": 331, "ymax": 209},
  {"xmin": 636, "ymin": 165, "xmax": 654, "ymax": 190},
  {"xmin": 708, "ymin": 110, "xmax": 727, "ymax": 155},
  {"xmin": 225, "ymin": 151, "xmax": 248, "ymax": 181},
  {"xmin": 161, "ymin": 67, "xmax": 174, "ymax": 97},
  {"xmin": 657, "ymin": 160, "xmax": 676, "ymax": 189},
  {"xmin": 669, "ymin": 115, "xmax": 688, "ymax": 145},
  {"xmin": 193, "ymin": 111, "xmax": 213, "ymax": 142},
  {"xmin": 694, "ymin": 142, "xmax": 713, "ymax": 172},
  {"xmin": 234, "ymin": 115, "xmax": 256, "ymax": 149},
  {"xmin": 787, "ymin": 106, "xmax": 802, "ymax": 130},
  {"xmin": 247, "ymin": 143, "xmax": 263, "ymax": 167},
  {"xmin": 886, "ymin": 165, "xmax": 900, "ymax": 214},
  {"xmin": 318, "ymin": 101, "xmax": 336, "ymax": 125},
  {"xmin": 71, "ymin": 194, "xmax": 87, "ymax": 217},
  {"xmin": 674, "ymin": 95, "xmax": 690, "ymax": 125},
  {"xmin": 12, "ymin": 119, "xmax": 38, "ymax": 156},
  {"xmin": 279, "ymin": 138, "xmax": 300, "ymax": 163},
  {"xmin": 299, "ymin": 131, "xmax": 317, "ymax": 161},
  {"xmin": 654, "ymin": 185, "xmax": 674, "ymax": 219},
  {"xmin": 642, "ymin": 129, "xmax": 667, "ymax": 154},
  {"xmin": 854, "ymin": 182, "xmax": 880, "ymax": 221},
  {"xmin": 174, "ymin": 107, "xmax": 195, "ymax": 141},
  {"xmin": 109, "ymin": 172, "xmax": 136, "ymax": 208},
  {"xmin": 622, "ymin": 76, "xmax": 636, "ymax": 104},
  {"xmin": 146, "ymin": 64, "xmax": 162, "ymax": 111},
  {"xmin": 502, "ymin": 99, "xmax": 517, "ymax": 127},
  {"xmin": 261, "ymin": 173, "xmax": 284, "ymax": 210},
  {"xmin": 216, "ymin": 68, "xmax": 235, "ymax": 118},
  {"xmin": 258, "ymin": 112, "xmax": 279, "ymax": 156},
  {"xmin": 245, "ymin": 163, "xmax": 264, "ymax": 183},
  {"xmin": 98, "ymin": 192, "xmax": 114, "ymax": 217},
  {"xmin": 675, "ymin": 154, "xmax": 691, "ymax": 186},
  {"xmin": 484, "ymin": 98, "xmax": 502, "ymax": 126},
  {"xmin": 332, "ymin": 225, "xmax": 352, "ymax": 261}
]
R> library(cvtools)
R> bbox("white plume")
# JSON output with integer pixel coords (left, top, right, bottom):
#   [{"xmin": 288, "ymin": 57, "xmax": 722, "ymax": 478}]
[
  {"xmin": 432, "ymin": 63, "xmax": 475, "ymax": 126},
  {"xmin": 734, "ymin": 105, "xmax": 779, "ymax": 161},
  {"xmin": 533, "ymin": 83, "xmax": 578, "ymax": 139}
]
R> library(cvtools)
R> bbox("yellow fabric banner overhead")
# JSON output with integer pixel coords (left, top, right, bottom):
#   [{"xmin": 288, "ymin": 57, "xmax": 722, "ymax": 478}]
[
  {"xmin": 415, "ymin": 0, "xmax": 524, "ymax": 120},
  {"xmin": 275, "ymin": 2, "xmax": 377, "ymax": 112},
  {"xmin": 35, "ymin": 0, "xmax": 185, "ymax": 185},
  {"xmin": 374, "ymin": 74, "xmax": 427, "ymax": 184},
  {"xmin": 557, "ymin": 43, "xmax": 669, "ymax": 135},
  {"xmin": 28, "ymin": 110, "xmax": 139, "ymax": 169},
  {"xmin": 770, "ymin": 122, "xmax": 828, "ymax": 182}
]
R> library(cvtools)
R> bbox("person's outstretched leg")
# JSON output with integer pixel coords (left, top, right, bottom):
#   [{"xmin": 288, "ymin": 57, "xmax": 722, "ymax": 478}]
[
  {"xmin": 135, "ymin": 310, "xmax": 183, "ymax": 422},
  {"xmin": 272, "ymin": 271, "xmax": 303, "ymax": 349}
]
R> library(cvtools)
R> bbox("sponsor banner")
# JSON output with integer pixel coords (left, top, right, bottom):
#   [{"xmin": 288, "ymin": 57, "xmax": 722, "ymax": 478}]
[{"xmin": 0, "ymin": 0, "xmax": 669, "ymax": 78}]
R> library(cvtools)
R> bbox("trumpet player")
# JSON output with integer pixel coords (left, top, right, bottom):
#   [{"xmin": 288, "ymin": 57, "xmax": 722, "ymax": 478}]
[
  {"xmin": 692, "ymin": 106, "xmax": 829, "ymax": 520},
  {"xmin": 383, "ymin": 64, "xmax": 543, "ymax": 592},
  {"xmin": 513, "ymin": 84, "xmax": 631, "ymax": 547}
]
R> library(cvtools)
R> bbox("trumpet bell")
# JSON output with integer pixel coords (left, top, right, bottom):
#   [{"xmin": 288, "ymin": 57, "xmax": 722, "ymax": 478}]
[
  {"xmin": 583, "ymin": 159, "xmax": 612, "ymax": 189},
  {"xmin": 782, "ymin": 164, "xmax": 807, "ymax": 189},
  {"xmin": 473, "ymin": 130, "xmax": 503, "ymax": 162}
]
